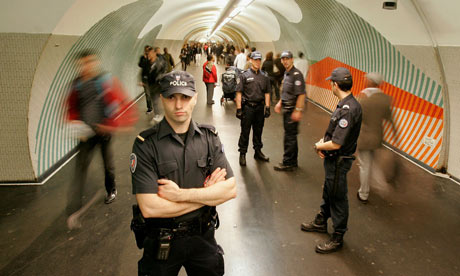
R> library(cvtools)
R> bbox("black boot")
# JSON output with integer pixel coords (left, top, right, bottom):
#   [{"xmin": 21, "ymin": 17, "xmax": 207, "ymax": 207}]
[
  {"xmin": 274, "ymin": 162, "xmax": 297, "ymax": 171},
  {"xmin": 300, "ymin": 213, "xmax": 327, "ymax": 233},
  {"xmin": 254, "ymin": 149, "xmax": 269, "ymax": 162},
  {"xmin": 315, "ymin": 232, "xmax": 344, "ymax": 254},
  {"xmin": 239, "ymin": 153, "xmax": 246, "ymax": 166}
]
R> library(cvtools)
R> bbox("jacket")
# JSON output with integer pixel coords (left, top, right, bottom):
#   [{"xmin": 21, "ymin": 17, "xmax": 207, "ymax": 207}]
[{"xmin": 202, "ymin": 61, "xmax": 217, "ymax": 83}]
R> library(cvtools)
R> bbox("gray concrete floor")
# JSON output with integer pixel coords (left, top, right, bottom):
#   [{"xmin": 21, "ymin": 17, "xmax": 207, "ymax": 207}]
[{"xmin": 1, "ymin": 64, "xmax": 460, "ymax": 276}]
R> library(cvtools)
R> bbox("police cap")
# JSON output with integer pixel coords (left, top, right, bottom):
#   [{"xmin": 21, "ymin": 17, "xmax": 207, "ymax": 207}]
[
  {"xmin": 159, "ymin": 71, "xmax": 196, "ymax": 98},
  {"xmin": 326, "ymin": 67, "xmax": 352, "ymax": 82},
  {"xmin": 280, "ymin": 50, "xmax": 293, "ymax": 59},
  {"xmin": 250, "ymin": 51, "xmax": 262, "ymax": 60}
]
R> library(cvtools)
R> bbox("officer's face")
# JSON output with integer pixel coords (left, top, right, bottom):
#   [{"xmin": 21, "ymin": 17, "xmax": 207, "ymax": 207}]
[
  {"xmin": 281, "ymin": 57, "xmax": 293, "ymax": 70},
  {"xmin": 161, "ymin": 93, "xmax": 197, "ymax": 125},
  {"xmin": 251, "ymin": 59, "xmax": 261, "ymax": 70}
]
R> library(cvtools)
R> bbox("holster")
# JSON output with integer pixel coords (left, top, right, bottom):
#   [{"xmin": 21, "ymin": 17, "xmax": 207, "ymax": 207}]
[{"xmin": 131, "ymin": 204, "xmax": 147, "ymax": 249}]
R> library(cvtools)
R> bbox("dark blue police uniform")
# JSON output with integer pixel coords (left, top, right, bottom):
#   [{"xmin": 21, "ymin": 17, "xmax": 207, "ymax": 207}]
[
  {"xmin": 320, "ymin": 93, "xmax": 362, "ymax": 234},
  {"xmin": 131, "ymin": 119, "xmax": 233, "ymax": 276},
  {"xmin": 236, "ymin": 66, "xmax": 271, "ymax": 156},
  {"xmin": 301, "ymin": 66, "xmax": 362, "ymax": 254},
  {"xmin": 130, "ymin": 71, "xmax": 234, "ymax": 276},
  {"xmin": 280, "ymin": 66, "xmax": 305, "ymax": 166}
]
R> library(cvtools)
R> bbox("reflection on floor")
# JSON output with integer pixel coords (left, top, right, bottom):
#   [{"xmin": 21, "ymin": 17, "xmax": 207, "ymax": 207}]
[{"xmin": 1, "ymin": 64, "xmax": 459, "ymax": 276}]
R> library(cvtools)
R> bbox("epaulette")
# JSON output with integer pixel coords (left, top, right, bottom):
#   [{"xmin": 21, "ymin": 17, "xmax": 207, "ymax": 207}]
[
  {"xmin": 136, "ymin": 125, "xmax": 159, "ymax": 142},
  {"xmin": 198, "ymin": 124, "xmax": 218, "ymax": 136}
]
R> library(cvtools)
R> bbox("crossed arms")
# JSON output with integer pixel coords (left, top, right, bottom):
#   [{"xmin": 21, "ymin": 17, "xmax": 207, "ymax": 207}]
[{"xmin": 137, "ymin": 168, "xmax": 236, "ymax": 218}]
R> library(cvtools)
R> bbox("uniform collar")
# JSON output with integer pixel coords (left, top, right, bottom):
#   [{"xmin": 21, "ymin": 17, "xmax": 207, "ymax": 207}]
[
  {"xmin": 337, "ymin": 93, "xmax": 354, "ymax": 108},
  {"xmin": 249, "ymin": 68, "xmax": 260, "ymax": 74},
  {"xmin": 158, "ymin": 119, "xmax": 203, "ymax": 140},
  {"xmin": 285, "ymin": 65, "xmax": 296, "ymax": 75}
]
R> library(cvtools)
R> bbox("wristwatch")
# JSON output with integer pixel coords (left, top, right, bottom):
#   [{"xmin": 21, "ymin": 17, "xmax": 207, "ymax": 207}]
[{"xmin": 295, "ymin": 107, "xmax": 303, "ymax": 112}]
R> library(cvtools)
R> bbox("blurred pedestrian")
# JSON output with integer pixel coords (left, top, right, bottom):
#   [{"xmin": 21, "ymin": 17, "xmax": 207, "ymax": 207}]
[
  {"xmin": 163, "ymin": 47, "xmax": 175, "ymax": 73},
  {"xmin": 356, "ymin": 72, "xmax": 396, "ymax": 203},
  {"xmin": 66, "ymin": 49, "xmax": 123, "ymax": 223}
]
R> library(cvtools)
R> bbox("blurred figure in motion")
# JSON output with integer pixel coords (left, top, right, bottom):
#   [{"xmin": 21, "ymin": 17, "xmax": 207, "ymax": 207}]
[
  {"xmin": 147, "ymin": 47, "xmax": 167, "ymax": 124},
  {"xmin": 66, "ymin": 50, "xmax": 118, "ymax": 227},
  {"xmin": 163, "ymin": 47, "xmax": 175, "ymax": 73},
  {"xmin": 356, "ymin": 73, "xmax": 396, "ymax": 203},
  {"xmin": 66, "ymin": 49, "xmax": 137, "ymax": 229},
  {"xmin": 294, "ymin": 51, "xmax": 309, "ymax": 79}
]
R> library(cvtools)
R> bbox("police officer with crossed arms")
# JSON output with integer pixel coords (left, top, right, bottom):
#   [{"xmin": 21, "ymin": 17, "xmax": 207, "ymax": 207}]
[
  {"xmin": 235, "ymin": 51, "xmax": 271, "ymax": 166},
  {"xmin": 131, "ymin": 71, "xmax": 236, "ymax": 275}
]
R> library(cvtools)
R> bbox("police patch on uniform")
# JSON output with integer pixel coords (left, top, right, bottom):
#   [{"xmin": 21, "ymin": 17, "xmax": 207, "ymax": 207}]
[
  {"xmin": 339, "ymin": 119, "xmax": 348, "ymax": 128},
  {"xmin": 236, "ymin": 77, "xmax": 240, "ymax": 84},
  {"xmin": 130, "ymin": 153, "xmax": 137, "ymax": 173},
  {"xmin": 343, "ymin": 104, "xmax": 350, "ymax": 109},
  {"xmin": 295, "ymin": 80, "xmax": 302, "ymax": 86}
]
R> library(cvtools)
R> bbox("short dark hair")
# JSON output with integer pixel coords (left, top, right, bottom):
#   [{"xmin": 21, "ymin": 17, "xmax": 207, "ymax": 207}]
[
  {"xmin": 265, "ymin": 51, "xmax": 273, "ymax": 61},
  {"xmin": 298, "ymin": 51, "xmax": 304, "ymax": 58},
  {"xmin": 251, "ymin": 47, "xmax": 256, "ymax": 52},
  {"xmin": 207, "ymin": 55, "xmax": 213, "ymax": 61},
  {"xmin": 335, "ymin": 79, "xmax": 353, "ymax": 91},
  {"xmin": 144, "ymin": 45, "xmax": 151, "ymax": 50},
  {"xmin": 77, "ymin": 49, "xmax": 98, "ymax": 60}
]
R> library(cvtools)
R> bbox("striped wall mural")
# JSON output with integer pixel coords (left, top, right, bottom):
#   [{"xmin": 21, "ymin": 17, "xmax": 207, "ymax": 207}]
[
  {"xmin": 33, "ymin": 0, "xmax": 162, "ymax": 177},
  {"xmin": 306, "ymin": 57, "xmax": 443, "ymax": 169},
  {"xmin": 272, "ymin": 0, "xmax": 445, "ymax": 170}
]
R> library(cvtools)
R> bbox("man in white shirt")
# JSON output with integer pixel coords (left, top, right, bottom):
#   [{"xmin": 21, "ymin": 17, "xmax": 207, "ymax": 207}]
[
  {"xmin": 294, "ymin": 52, "xmax": 309, "ymax": 78},
  {"xmin": 234, "ymin": 47, "xmax": 247, "ymax": 70}
]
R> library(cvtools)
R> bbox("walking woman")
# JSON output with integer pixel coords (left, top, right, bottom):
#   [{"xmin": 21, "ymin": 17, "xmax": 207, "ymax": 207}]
[{"xmin": 203, "ymin": 54, "xmax": 218, "ymax": 105}]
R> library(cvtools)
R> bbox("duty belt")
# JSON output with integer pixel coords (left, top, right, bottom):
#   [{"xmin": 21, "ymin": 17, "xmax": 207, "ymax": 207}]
[
  {"xmin": 243, "ymin": 100, "xmax": 264, "ymax": 107},
  {"xmin": 146, "ymin": 207, "xmax": 218, "ymax": 239},
  {"xmin": 281, "ymin": 101, "xmax": 295, "ymax": 108}
]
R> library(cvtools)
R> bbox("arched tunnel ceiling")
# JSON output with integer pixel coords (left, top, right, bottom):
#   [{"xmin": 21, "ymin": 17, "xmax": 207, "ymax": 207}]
[
  {"xmin": 138, "ymin": 0, "xmax": 302, "ymax": 42},
  {"xmin": 0, "ymin": 0, "xmax": 459, "ymax": 45}
]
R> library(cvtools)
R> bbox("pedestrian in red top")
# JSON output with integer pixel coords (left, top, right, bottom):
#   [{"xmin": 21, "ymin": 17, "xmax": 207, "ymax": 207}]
[{"xmin": 203, "ymin": 54, "xmax": 218, "ymax": 105}]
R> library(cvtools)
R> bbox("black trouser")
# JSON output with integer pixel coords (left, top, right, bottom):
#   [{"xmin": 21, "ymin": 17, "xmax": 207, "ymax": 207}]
[
  {"xmin": 270, "ymin": 78, "xmax": 279, "ymax": 101},
  {"xmin": 319, "ymin": 157, "xmax": 353, "ymax": 234},
  {"xmin": 143, "ymin": 79, "xmax": 152, "ymax": 111},
  {"xmin": 238, "ymin": 103, "xmax": 265, "ymax": 154},
  {"xmin": 67, "ymin": 134, "xmax": 115, "ymax": 214},
  {"xmin": 282, "ymin": 107, "xmax": 299, "ymax": 166},
  {"xmin": 138, "ymin": 227, "xmax": 224, "ymax": 276}
]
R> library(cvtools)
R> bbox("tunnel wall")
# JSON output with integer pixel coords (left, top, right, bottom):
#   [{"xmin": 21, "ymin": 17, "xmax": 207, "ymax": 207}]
[
  {"xmin": 25, "ymin": 0, "xmax": 163, "ymax": 181},
  {"xmin": 272, "ymin": 0, "xmax": 446, "ymax": 172},
  {"xmin": 0, "ymin": 34, "xmax": 49, "ymax": 182}
]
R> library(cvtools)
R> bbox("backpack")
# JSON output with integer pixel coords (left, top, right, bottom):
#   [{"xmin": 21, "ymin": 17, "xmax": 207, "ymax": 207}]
[{"xmin": 221, "ymin": 67, "xmax": 240, "ymax": 94}]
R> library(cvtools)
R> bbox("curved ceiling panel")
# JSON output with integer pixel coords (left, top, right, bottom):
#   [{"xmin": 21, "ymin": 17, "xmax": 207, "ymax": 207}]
[{"xmin": 139, "ymin": 0, "xmax": 303, "ymax": 42}]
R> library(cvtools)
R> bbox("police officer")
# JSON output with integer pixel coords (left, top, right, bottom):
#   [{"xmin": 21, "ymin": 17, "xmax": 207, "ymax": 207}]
[
  {"xmin": 274, "ymin": 50, "xmax": 306, "ymax": 171},
  {"xmin": 131, "ymin": 71, "xmax": 236, "ymax": 276},
  {"xmin": 138, "ymin": 45, "xmax": 153, "ymax": 113},
  {"xmin": 300, "ymin": 67, "xmax": 362, "ymax": 254},
  {"xmin": 235, "ymin": 51, "xmax": 271, "ymax": 166}
]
